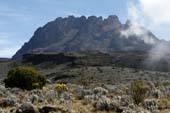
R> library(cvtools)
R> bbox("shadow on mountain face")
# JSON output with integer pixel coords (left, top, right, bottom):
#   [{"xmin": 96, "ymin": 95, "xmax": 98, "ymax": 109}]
[{"xmin": 21, "ymin": 51, "xmax": 170, "ymax": 72}]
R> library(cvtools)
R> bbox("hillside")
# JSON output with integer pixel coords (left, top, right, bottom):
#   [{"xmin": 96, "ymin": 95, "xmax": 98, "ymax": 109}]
[
  {"xmin": 1, "ymin": 52, "xmax": 170, "ymax": 113},
  {"xmin": 22, "ymin": 51, "xmax": 170, "ymax": 72}
]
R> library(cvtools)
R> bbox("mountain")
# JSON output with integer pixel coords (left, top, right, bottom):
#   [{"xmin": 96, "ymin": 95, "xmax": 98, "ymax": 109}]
[{"xmin": 13, "ymin": 15, "xmax": 160, "ymax": 59}]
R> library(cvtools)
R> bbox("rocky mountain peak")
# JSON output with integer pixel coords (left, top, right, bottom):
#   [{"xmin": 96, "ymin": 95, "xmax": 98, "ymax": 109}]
[
  {"xmin": 13, "ymin": 15, "xmax": 160, "ymax": 59},
  {"xmin": 106, "ymin": 15, "xmax": 119, "ymax": 23}
]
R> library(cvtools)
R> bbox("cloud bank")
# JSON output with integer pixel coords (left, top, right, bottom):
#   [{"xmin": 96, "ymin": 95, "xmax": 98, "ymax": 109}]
[
  {"xmin": 125, "ymin": 0, "xmax": 170, "ymax": 62},
  {"xmin": 126, "ymin": 0, "xmax": 170, "ymax": 40},
  {"xmin": 121, "ymin": 0, "xmax": 163, "ymax": 45},
  {"xmin": 137, "ymin": 0, "xmax": 170, "ymax": 24}
]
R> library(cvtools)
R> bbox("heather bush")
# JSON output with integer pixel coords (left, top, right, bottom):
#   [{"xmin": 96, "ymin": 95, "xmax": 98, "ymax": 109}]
[
  {"xmin": 4, "ymin": 66, "xmax": 46, "ymax": 90},
  {"xmin": 55, "ymin": 83, "xmax": 68, "ymax": 97},
  {"xmin": 131, "ymin": 80, "xmax": 149, "ymax": 104}
]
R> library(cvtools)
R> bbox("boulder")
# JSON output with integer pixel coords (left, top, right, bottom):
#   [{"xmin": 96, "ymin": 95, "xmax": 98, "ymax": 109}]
[
  {"xmin": 39, "ymin": 106, "xmax": 56, "ymax": 113},
  {"xmin": 16, "ymin": 103, "xmax": 39, "ymax": 113},
  {"xmin": 144, "ymin": 99, "xmax": 158, "ymax": 111},
  {"xmin": 0, "ymin": 98, "xmax": 16, "ymax": 107}
]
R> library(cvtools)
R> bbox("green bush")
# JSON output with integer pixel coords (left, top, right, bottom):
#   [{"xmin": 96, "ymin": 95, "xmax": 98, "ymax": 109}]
[
  {"xmin": 162, "ymin": 80, "xmax": 170, "ymax": 86},
  {"xmin": 131, "ymin": 80, "xmax": 149, "ymax": 105},
  {"xmin": 4, "ymin": 66, "xmax": 46, "ymax": 90}
]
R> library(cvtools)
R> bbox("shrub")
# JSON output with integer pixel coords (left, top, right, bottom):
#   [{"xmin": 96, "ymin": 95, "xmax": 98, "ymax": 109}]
[
  {"xmin": 130, "ymin": 80, "xmax": 149, "ymax": 105},
  {"xmin": 93, "ymin": 87, "xmax": 108, "ymax": 95},
  {"xmin": 162, "ymin": 80, "xmax": 170, "ymax": 86},
  {"xmin": 4, "ymin": 66, "xmax": 46, "ymax": 90},
  {"xmin": 55, "ymin": 83, "xmax": 68, "ymax": 95},
  {"xmin": 94, "ymin": 96, "xmax": 111, "ymax": 111}
]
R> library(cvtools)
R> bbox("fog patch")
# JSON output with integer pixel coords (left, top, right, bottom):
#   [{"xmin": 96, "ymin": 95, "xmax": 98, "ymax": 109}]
[{"xmin": 121, "ymin": 22, "xmax": 157, "ymax": 45}]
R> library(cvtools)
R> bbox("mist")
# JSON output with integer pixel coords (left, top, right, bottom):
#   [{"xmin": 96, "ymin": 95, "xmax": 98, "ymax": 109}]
[{"xmin": 120, "ymin": 0, "xmax": 170, "ymax": 71}]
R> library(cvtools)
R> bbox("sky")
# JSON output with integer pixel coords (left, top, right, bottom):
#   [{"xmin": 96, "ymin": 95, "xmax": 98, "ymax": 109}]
[{"xmin": 0, "ymin": 0, "xmax": 170, "ymax": 58}]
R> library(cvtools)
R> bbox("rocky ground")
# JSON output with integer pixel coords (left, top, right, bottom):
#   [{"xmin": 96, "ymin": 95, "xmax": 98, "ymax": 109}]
[
  {"xmin": 0, "ymin": 72, "xmax": 170, "ymax": 113},
  {"xmin": 1, "ymin": 53, "xmax": 170, "ymax": 113}
]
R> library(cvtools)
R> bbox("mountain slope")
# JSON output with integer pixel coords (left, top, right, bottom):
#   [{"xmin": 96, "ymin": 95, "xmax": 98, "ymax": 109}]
[{"xmin": 13, "ymin": 15, "xmax": 160, "ymax": 59}]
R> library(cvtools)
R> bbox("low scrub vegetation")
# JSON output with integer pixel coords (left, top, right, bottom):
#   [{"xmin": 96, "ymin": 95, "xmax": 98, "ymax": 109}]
[
  {"xmin": 131, "ymin": 80, "xmax": 149, "ymax": 105},
  {"xmin": 55, "ymin": 83, "xmax": 68, "ymax": 95},
  {"xmin": 4, "ymin": 66, "xmax": 46, "ymax": 90},
  {"xmin": 162, "ymin": 80, "xmax": 170, "ymax": 86}
]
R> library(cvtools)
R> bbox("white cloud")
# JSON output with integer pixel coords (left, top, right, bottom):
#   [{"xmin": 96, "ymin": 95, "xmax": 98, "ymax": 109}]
[
  {"xmin": 120, "ymin": 1, "xmax": 159, "ymax": 45},
  {"xmin": 121, "ymin": 0, "xmax": 170, "ymax": 44},
  {"xmin": 138, "ymin": 0, "xmax": 170, "ymax": 24},
  {"xmin": 129, "ymin": 0, "xmax": 170, "ymax": 24},
  {"xmin": 125, "ymin": 0, "xmax": 170, "ymax": 61},
  {"xmin": 121, "ymin": 24, "xmax": 157, "ymax": 44},
  {"xmin": 126, "ymin": 0, "xmax": 170, "ymax": 40}
]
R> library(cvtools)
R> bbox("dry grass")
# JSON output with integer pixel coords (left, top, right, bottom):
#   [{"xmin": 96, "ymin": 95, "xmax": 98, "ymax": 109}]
[
  {"xmin": 158, "ymin": 96, "xmax": 170, "ymax": 110},
  {"xmin": 160, "ymin": 110, "xmax": 170, "ymax": 113}
]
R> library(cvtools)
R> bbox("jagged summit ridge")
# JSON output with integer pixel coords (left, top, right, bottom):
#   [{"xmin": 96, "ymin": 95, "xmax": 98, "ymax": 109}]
[{"xmin": 13, "ymin": 15, "xmax": 159, "ymax": 59}]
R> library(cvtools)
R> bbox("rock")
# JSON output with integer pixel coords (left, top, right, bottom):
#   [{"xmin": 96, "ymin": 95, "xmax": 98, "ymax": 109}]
[
  {"xmin": 31, "ymin": 89, "xmax": 43, "ymax": 96},
  {"xmin": 144, "ymin": 99, "xmax": 158, "ymax": 111},
  {"xmin": 0, "ymin": 85, "xmax": 7, "ymax": 96},
  {"xmin": 0, "ymin": 108, "xmax": 7, "ymax": 113},
  {"xmin": 9, "ymin": 108, "xmax": 16, "ymax": 113},
  {"xmin": 0, "ymin": 98, "xmax": 16, "ymax": 107},
  {"xmin": 39, "ymin": 106, "xmax": 56, "ymax": 113},
  {"xmin": 29, "ymin": 94, "xmax": 41, "ymax": 104},
  {"xmin": 39, "ymin": 106, "xmax": 68, "ymax": 113},
  {"xmin": 16, "ymin": 103, "xmax": 39, "ymax": 113},
  {"xmin": 29, "ymin": 89, "xmax": 44, "ymax": 103}
]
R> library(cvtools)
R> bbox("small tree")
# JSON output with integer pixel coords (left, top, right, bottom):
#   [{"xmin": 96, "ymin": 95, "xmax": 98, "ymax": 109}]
[
  {"xmin": 4, "ymin": 66, "xmax": 46, "ymax": 90},
  {"xmin": 131, "ymin": 80, "xmax": 149, "ymax": 105}
]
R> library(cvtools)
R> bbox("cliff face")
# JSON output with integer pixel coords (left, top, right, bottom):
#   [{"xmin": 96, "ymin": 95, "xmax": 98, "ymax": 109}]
[{"xmin": 13, "ymin": 15, "xmax": 159, "ymax": 59}]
